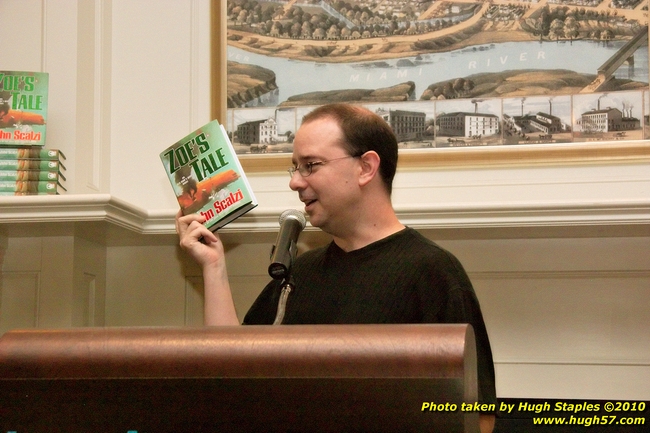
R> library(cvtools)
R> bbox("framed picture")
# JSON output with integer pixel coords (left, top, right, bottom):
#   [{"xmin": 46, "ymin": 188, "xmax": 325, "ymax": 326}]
[{"xmin": 213, "ymin": 0, "xmax": 650, "ymax": 173}]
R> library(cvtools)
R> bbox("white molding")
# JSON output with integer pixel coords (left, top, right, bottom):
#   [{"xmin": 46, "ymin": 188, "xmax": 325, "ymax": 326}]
[
  {"xmin": 395, "ymin": 200, "xmax": 650, "ymax": 229},
  {"xmin": 91, "ymin": 0, "xmax": 103, "ymax": 190},
  {"xmin": 0, "ymin": 195, "xmax": 648, "ymax": 237}
]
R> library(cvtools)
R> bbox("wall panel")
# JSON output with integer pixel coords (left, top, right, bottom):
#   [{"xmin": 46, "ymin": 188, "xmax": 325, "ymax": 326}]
[{"xmin": 0, "ymin": 272, "xmax": 40, "ymax": 333}]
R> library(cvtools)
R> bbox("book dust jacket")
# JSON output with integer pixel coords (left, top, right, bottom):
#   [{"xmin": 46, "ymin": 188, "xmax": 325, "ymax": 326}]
[
  {"xmin": 0, "ymin": 71, "xmax": 48, "ymax": 146},
  {"xmin": 161, "ymin": 119, "xmax": 257, "ymax": 231}
]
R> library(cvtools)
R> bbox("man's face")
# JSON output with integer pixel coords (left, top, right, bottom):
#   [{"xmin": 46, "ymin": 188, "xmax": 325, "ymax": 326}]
[{"xmin": 289, "ymin": 117, "xmax": 361, "ymax": 233}]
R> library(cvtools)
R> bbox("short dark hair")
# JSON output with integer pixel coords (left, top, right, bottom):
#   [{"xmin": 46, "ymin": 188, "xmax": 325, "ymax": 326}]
[{"xmin": 302, "ymin": 103, "xmax": 398, "ymax": 194}]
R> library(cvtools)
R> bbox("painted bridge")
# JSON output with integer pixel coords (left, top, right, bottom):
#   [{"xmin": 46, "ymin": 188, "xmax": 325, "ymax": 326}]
[{"xmin": 581, "ymin": 26, "xmax": 649, "ymax": 93}]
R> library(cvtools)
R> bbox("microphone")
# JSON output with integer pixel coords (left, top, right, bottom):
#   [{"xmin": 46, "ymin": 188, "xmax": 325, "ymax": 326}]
[{"xmin": 268, "ymin": 209, "xmax": 306, "ymax": 280}]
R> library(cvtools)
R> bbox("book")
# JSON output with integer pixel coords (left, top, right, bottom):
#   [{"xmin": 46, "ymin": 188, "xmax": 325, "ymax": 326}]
[
  {"xmin": 0, "ymin": 71, "xmax": 48, "ymax": 146},
  {"xmin": 160, "ymin": 119, "xmax": 257, "ymax": 231},
  {"xmin": 0, "ymin": 159, "xmax": 64, "ymax": 171},
  {"xmin": 0, "ymin": 147, "xmax": 64, "ymax": 160},
  {"xmin": 0, "ymin": 169, "xmax": 63, "ymax": 182},
  {"xmin": 0, "ymin": 180, "xmax": 65, "ymax": 195}
]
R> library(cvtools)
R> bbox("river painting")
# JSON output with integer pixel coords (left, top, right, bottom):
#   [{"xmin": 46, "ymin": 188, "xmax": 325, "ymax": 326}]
[{"xmin": 223, "ymin": 0, "xmax": 650, "ymax": 154}]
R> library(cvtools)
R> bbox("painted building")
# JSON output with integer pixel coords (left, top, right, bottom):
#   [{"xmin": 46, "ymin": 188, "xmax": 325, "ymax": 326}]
[
  {"xmin": 376, "ymin": 108, "xmax": 427, "ymax": 142},
  {"xmin": 580, "ymin": 107, "xmax": 640, "ymax": 133},
  {"xmin": 437, "ymin": 111, "xmax": 500, "ymax": 137},
  {"xmin": 236, "ymin": 118, "xmax": 278, "ymax": 145}
]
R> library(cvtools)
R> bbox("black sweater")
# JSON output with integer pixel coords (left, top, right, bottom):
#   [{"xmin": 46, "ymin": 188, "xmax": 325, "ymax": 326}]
[{"xmin": 244, "ymin": 227, "xmax": 497, "ymax": 408}]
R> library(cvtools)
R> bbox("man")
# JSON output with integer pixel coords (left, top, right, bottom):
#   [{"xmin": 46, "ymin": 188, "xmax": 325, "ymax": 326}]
[{"xmin": 176, "ymin": 103, "xmax": 496, "ymax": 432}]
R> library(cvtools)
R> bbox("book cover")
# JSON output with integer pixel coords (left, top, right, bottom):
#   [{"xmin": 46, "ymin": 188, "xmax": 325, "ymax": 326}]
[
  {"xmin": 160, "ymin": 119, "xmax": 257, "ymax": 231},
  {"xmin": 0, "ymin": 71, "xmax": 48, "ymax": 146}
]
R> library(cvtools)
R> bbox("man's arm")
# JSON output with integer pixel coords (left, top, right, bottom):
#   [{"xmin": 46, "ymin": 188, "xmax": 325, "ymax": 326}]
[{"xmin": 175, "ymin": 211, "xmax": 240, "ymax": 326}]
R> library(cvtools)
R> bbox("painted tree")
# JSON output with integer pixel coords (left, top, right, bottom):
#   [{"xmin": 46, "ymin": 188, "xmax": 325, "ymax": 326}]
[
  {"xmin": 327, "ymin": 25, "xmax": 340, "ymax": 40},
  {"xmin": 564, "ymin": 16, "xmax": 580, "ymax": 44},
  {"xmin": 601, "ymin": 29, "xmax": 614, "ymax": 45},
  {"xmin": 534, "ymin": 5, "xmax": 552, "ymax": 41},
  {"xmin": 549, "ymin": 18, "xmax": 565, "ymax": 42}
]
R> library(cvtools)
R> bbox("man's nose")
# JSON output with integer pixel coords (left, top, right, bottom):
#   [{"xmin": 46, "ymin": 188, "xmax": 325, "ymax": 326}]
[{"xmin": 289, "ymin": 170, "xmax": 305, "ymax": 191}]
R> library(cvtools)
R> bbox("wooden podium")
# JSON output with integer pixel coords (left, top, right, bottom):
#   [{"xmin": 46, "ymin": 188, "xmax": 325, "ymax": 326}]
[{"xmin": 0, "ymin": 324, "xmax": 479, "ymax": 432}]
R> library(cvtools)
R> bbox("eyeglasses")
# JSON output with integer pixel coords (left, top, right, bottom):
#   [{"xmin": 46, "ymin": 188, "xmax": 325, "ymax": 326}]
[{"xmin": 288, "ymin": 155, "xmax": 359, "ymax": 178}]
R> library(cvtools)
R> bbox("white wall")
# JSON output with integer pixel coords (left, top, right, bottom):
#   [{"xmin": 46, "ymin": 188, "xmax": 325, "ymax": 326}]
[
  {"xmin": 109, "ymin": 0, "xmax": 212, "ymax": 208},
  {"xmin": 1, "ymin": 0, "xmax": 649, "ymax": 402}
]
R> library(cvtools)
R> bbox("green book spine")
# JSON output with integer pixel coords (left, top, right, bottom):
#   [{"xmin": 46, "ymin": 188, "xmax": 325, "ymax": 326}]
[
  {"xmin": 0, "ymin": 180, "xmax": 60, "ymax": 194},
  {"xmin": 0, "ymin": 159, "xmax": 62, "ymax": 171},
  {"xmin": 0, "ymin": 148, "xmax": 64, "ymax": 160},
  {"xmin": 0, "ymin": 170, "xmax": 60, "ymax": 181},
  {"xmin": 160, "ymin": 119, "xmax": 258, "ymax": 231}
]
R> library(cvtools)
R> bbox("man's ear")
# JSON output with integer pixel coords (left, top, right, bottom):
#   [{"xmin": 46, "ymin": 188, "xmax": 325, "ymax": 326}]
[{"xmin": 358, "ymin": 151, "xmax": 380, "ymax": 187}]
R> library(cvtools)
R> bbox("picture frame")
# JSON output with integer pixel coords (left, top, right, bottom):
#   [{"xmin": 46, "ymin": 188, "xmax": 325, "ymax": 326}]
[{"xmin": 212, "ymin": 0, "xmax": 650, "ymax": 173}]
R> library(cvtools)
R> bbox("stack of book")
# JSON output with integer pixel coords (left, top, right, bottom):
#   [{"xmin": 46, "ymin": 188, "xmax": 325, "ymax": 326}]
[
  {"xmin": 0, "ymin": 147, "xmax": 66, "ymax": 195},
  {"xmin": 1, "ymin": 70, "xmax": 62, "ymax": 195}
]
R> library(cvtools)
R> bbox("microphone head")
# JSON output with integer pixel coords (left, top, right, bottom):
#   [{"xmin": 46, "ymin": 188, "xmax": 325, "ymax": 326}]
[
  {"xmin": 279, "ymin": 209, "xmax": 306, "ymax": 229},
  {"xmin": 268, "ymin": 209, "xmax": 306, "ymax": 280}
]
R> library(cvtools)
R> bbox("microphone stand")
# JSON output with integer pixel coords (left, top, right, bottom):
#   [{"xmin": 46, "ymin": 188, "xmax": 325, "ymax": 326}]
[
  {"xmin": 269, "ymin": 209, "xmax": 305, "ymax": 324},
  {"xmin": 272, "ymin": 276, "xmax": 294, "ymax": 325},
  {"xmin": 272, "ymin": 239, "xmax": 297, "ymax": 325}
]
